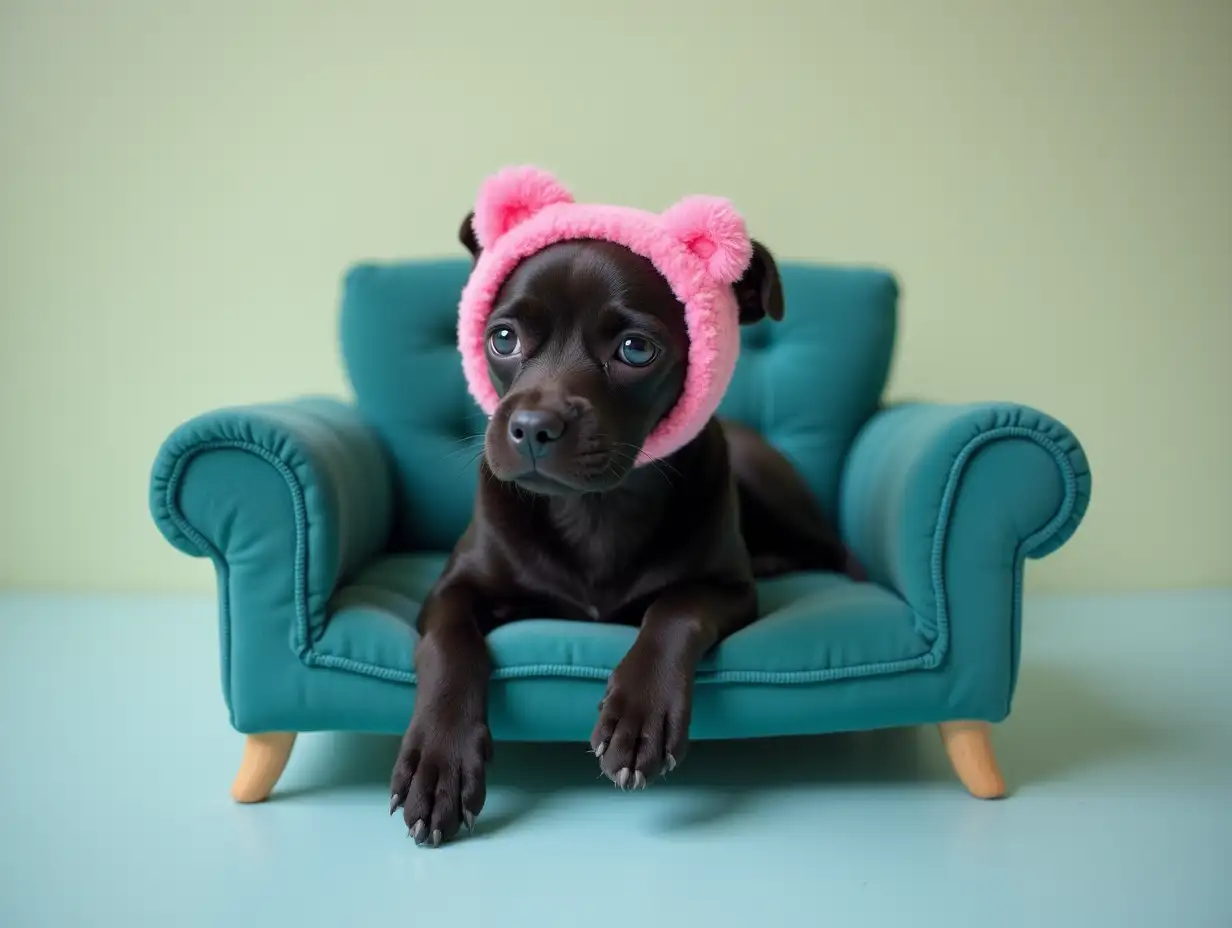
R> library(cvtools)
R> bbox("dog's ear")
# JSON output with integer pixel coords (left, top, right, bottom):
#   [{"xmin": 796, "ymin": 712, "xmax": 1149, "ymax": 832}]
[
  {"xmin": 459, "ymin": 210, "xmax": 482, "ymax": 259},
  {"xmin": 732, "ymin": 240, "xmax": 784, "ymax": 324}
]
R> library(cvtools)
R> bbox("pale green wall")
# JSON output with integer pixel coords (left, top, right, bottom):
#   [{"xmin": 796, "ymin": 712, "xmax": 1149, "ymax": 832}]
[{"xmin": 2, "ymin": 0, "xmax": 1229, "ymax": 594}]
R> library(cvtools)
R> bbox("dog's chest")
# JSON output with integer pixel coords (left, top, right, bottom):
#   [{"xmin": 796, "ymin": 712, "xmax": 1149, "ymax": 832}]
[
  {"xmin": 535, "ymin": 582, "xmax": 649, "ymax": 625},
  {"xmin": 520, "ymin": 534, "xmax": 665, "ymax": 625},
  {"xmin": 497, "ymin": 485, "xmax": 686, "ymax": 624},
  {"xmin": 552, "ymin": 507, "xmax": 662, "ymax": 612}
]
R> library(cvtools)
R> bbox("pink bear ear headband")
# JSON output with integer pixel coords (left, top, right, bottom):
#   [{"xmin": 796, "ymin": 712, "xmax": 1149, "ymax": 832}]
[{"xmin": 457, "ymin": 165, "xmax": 753, "ymax": 464}]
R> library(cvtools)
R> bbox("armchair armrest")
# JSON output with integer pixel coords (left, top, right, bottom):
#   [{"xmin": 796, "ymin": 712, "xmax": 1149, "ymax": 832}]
[
  {"xmin": 839, "ymin": 402, "xmax": 1091, "ymax": 711},
  {"xmin": 149, "ymin": 396, "xmax": 394, "ymax": 658}
]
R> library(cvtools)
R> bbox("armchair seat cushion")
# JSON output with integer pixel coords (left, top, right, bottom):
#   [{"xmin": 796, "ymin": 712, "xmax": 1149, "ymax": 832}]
[{"xmin": 314, "ymin": 554, "xmax": 932, "ymax": 688}]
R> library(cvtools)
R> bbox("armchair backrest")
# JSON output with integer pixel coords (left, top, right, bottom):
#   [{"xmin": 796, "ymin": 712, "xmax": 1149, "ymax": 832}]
[{"xmin": 340, "ymin": 258, "xmax": 897, "ymax": 552}]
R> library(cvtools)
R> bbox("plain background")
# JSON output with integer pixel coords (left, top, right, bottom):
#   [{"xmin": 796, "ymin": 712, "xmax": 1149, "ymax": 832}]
[{"xmin": 1, "ymin": 0, "xmax": 1228, "ymax": 595}]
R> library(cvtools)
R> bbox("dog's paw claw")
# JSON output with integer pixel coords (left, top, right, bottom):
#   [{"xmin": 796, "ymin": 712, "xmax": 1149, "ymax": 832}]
[
  {"xmin": 591, "ymin": 666, "xmax": 691, "ymax": 787},
  {"xmin": 391, "ymin": 715, "xmax": 491, "ymax": 847}
]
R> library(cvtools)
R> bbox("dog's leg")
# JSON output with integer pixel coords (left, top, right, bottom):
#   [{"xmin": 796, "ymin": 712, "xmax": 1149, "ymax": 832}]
[
  {"xmin": 390, "ymin": 584, "xmax": 494, "ymax": 847},
  {"xmin": 590, "ymin": 582, "xmax": 756, "ymax": 786}
]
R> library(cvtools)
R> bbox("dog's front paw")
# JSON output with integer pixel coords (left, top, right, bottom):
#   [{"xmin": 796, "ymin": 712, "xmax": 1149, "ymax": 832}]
[
  {"xmin": 589, "ymin": 657, "xmax": 691, "ymax": 788},
  {"xmin": 390, "ymin": 710, "xmax": 492, "ymax": 847}
]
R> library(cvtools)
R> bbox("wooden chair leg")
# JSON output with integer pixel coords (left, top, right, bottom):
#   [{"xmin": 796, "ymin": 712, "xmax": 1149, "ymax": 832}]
[
  {"xmin": 231, "ymin": 732, "xmax": 297, "ymax": 803},
  {"xmin": 938, "ymin": 721, "xmax": 1006, "ymax": 799}
]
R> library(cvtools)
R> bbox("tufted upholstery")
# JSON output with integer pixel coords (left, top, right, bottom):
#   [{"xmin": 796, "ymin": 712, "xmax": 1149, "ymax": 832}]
[{"xmin": 340, "ymin": 258, "xmax": 898, "ymax": 552}]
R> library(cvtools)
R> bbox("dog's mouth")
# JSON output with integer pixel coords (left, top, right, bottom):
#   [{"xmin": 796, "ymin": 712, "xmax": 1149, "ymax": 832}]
[
  {"xmin": 507, "ymin": 467, "xmax": 612, "ymax": 495},
  {"xmin": 486, "ymin": 448, "xmax": 635, "ymax": 496}
]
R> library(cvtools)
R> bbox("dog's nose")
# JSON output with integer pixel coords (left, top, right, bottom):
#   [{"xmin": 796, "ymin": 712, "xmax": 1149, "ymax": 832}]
[{"xmin": 507, "ymin": 409, "xmax": 567, "ymax": 459}]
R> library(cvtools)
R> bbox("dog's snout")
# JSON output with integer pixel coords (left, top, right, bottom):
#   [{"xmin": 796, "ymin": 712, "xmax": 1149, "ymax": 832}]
[{"xmin": 507, "ymin": 409, "xmax": 567, "ymax": 459}]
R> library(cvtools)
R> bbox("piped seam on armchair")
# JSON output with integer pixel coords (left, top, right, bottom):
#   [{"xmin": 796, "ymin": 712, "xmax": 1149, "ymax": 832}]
[
  {"xmin": 926, "ymin": 426, "xmax": 1084, "ymax": 712},
  {"xmin": 159, "ymin": 439, "xmax": 314, "ymax": 721},
  {"xmin": 161, "ymin": 426, "xmax": 1082, "ymax": 691}
]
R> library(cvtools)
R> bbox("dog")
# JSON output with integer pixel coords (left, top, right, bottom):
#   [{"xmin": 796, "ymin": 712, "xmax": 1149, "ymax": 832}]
[{"xmin": 389, "ymin": 179, "xmax": 851, "ymax": 848}]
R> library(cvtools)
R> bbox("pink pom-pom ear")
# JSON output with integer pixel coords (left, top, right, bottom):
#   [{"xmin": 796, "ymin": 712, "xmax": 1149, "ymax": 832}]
[
  {"xmin": 660, "ymin": 195, "xmax": 753, "ymax": 284},
  {"xmin": 471, "ymin": 166, "xmax": 574, "ymax": 250}
]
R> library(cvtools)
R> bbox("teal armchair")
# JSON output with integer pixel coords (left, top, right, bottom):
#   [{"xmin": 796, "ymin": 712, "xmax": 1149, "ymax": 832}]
[{"xmin": 150, "ymin": 259, "xmax": 1090, "ymax": 802}]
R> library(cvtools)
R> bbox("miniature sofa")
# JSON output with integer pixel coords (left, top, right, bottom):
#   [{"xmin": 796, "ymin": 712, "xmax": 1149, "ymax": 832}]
[{"xmin": 149, "ymin": 259, "xmax": 1091, "ymax": 803}]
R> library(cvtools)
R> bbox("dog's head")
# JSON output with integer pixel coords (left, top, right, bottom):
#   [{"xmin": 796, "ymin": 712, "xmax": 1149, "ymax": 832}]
[{"xmin": 456, "ymin": 168, "xmax": 783, "ymax": 496}]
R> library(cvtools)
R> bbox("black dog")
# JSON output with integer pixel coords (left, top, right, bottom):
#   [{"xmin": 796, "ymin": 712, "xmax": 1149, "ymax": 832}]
[{"xmin": 388, "ymin": 216, "xmax": 849, "ymax": 847}]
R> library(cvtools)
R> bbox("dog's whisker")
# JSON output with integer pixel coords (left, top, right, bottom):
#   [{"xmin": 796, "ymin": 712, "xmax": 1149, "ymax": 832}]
[
  {"xmin": 656, "ymin": 459, "xmax": 684, "ymax": 481},
  {"xmin": 651, "ymin": 463, "xmax": 677, "ymax": 487},
  {"xmin": 647, "ymin": 461, "xmax": 680, "ymax": 487},
  {"xmin": 440, "ymin": 434, "xmax": 486, "ymax": 455},
  {"xmin": 614, "ymin": 441, "xmax": 682, "ymax": 482},
  {"xmin": 603, "ymin": 442, "xmax": 677, "ymax": 488},
  {"xmin": 456, "ymin": 449, "xmax": 486, "ymax": 475},
  {"xmin": 442, "ymin": 443, "xmax": 485, "ymax": 461}
]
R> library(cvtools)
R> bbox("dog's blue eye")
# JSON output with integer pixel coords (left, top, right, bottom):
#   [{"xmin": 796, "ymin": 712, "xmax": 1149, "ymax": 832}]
[
  {"xmin": 488, "ymin": 327, "xmax": 520, "ymax": 357},
  {"xmin": 617, "ymin": 336, "xmax": 657, "ymax": 367}
]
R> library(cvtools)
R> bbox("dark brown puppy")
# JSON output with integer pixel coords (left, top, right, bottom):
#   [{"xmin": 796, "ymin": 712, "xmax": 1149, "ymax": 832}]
[{"xmin": 389, "ymin": 219, "xmax": 849, "ymax": 847}]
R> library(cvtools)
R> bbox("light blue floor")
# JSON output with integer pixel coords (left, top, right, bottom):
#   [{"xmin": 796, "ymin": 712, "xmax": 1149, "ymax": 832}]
[{"xmin": 1, "ymin": 591, "xmax": 1230, "ymax": 927}]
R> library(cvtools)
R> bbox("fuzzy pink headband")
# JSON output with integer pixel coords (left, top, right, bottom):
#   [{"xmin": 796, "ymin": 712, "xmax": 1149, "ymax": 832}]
[{"xmin": 457, "ymin": 166, "xmax": 752, "ymax": 463}]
